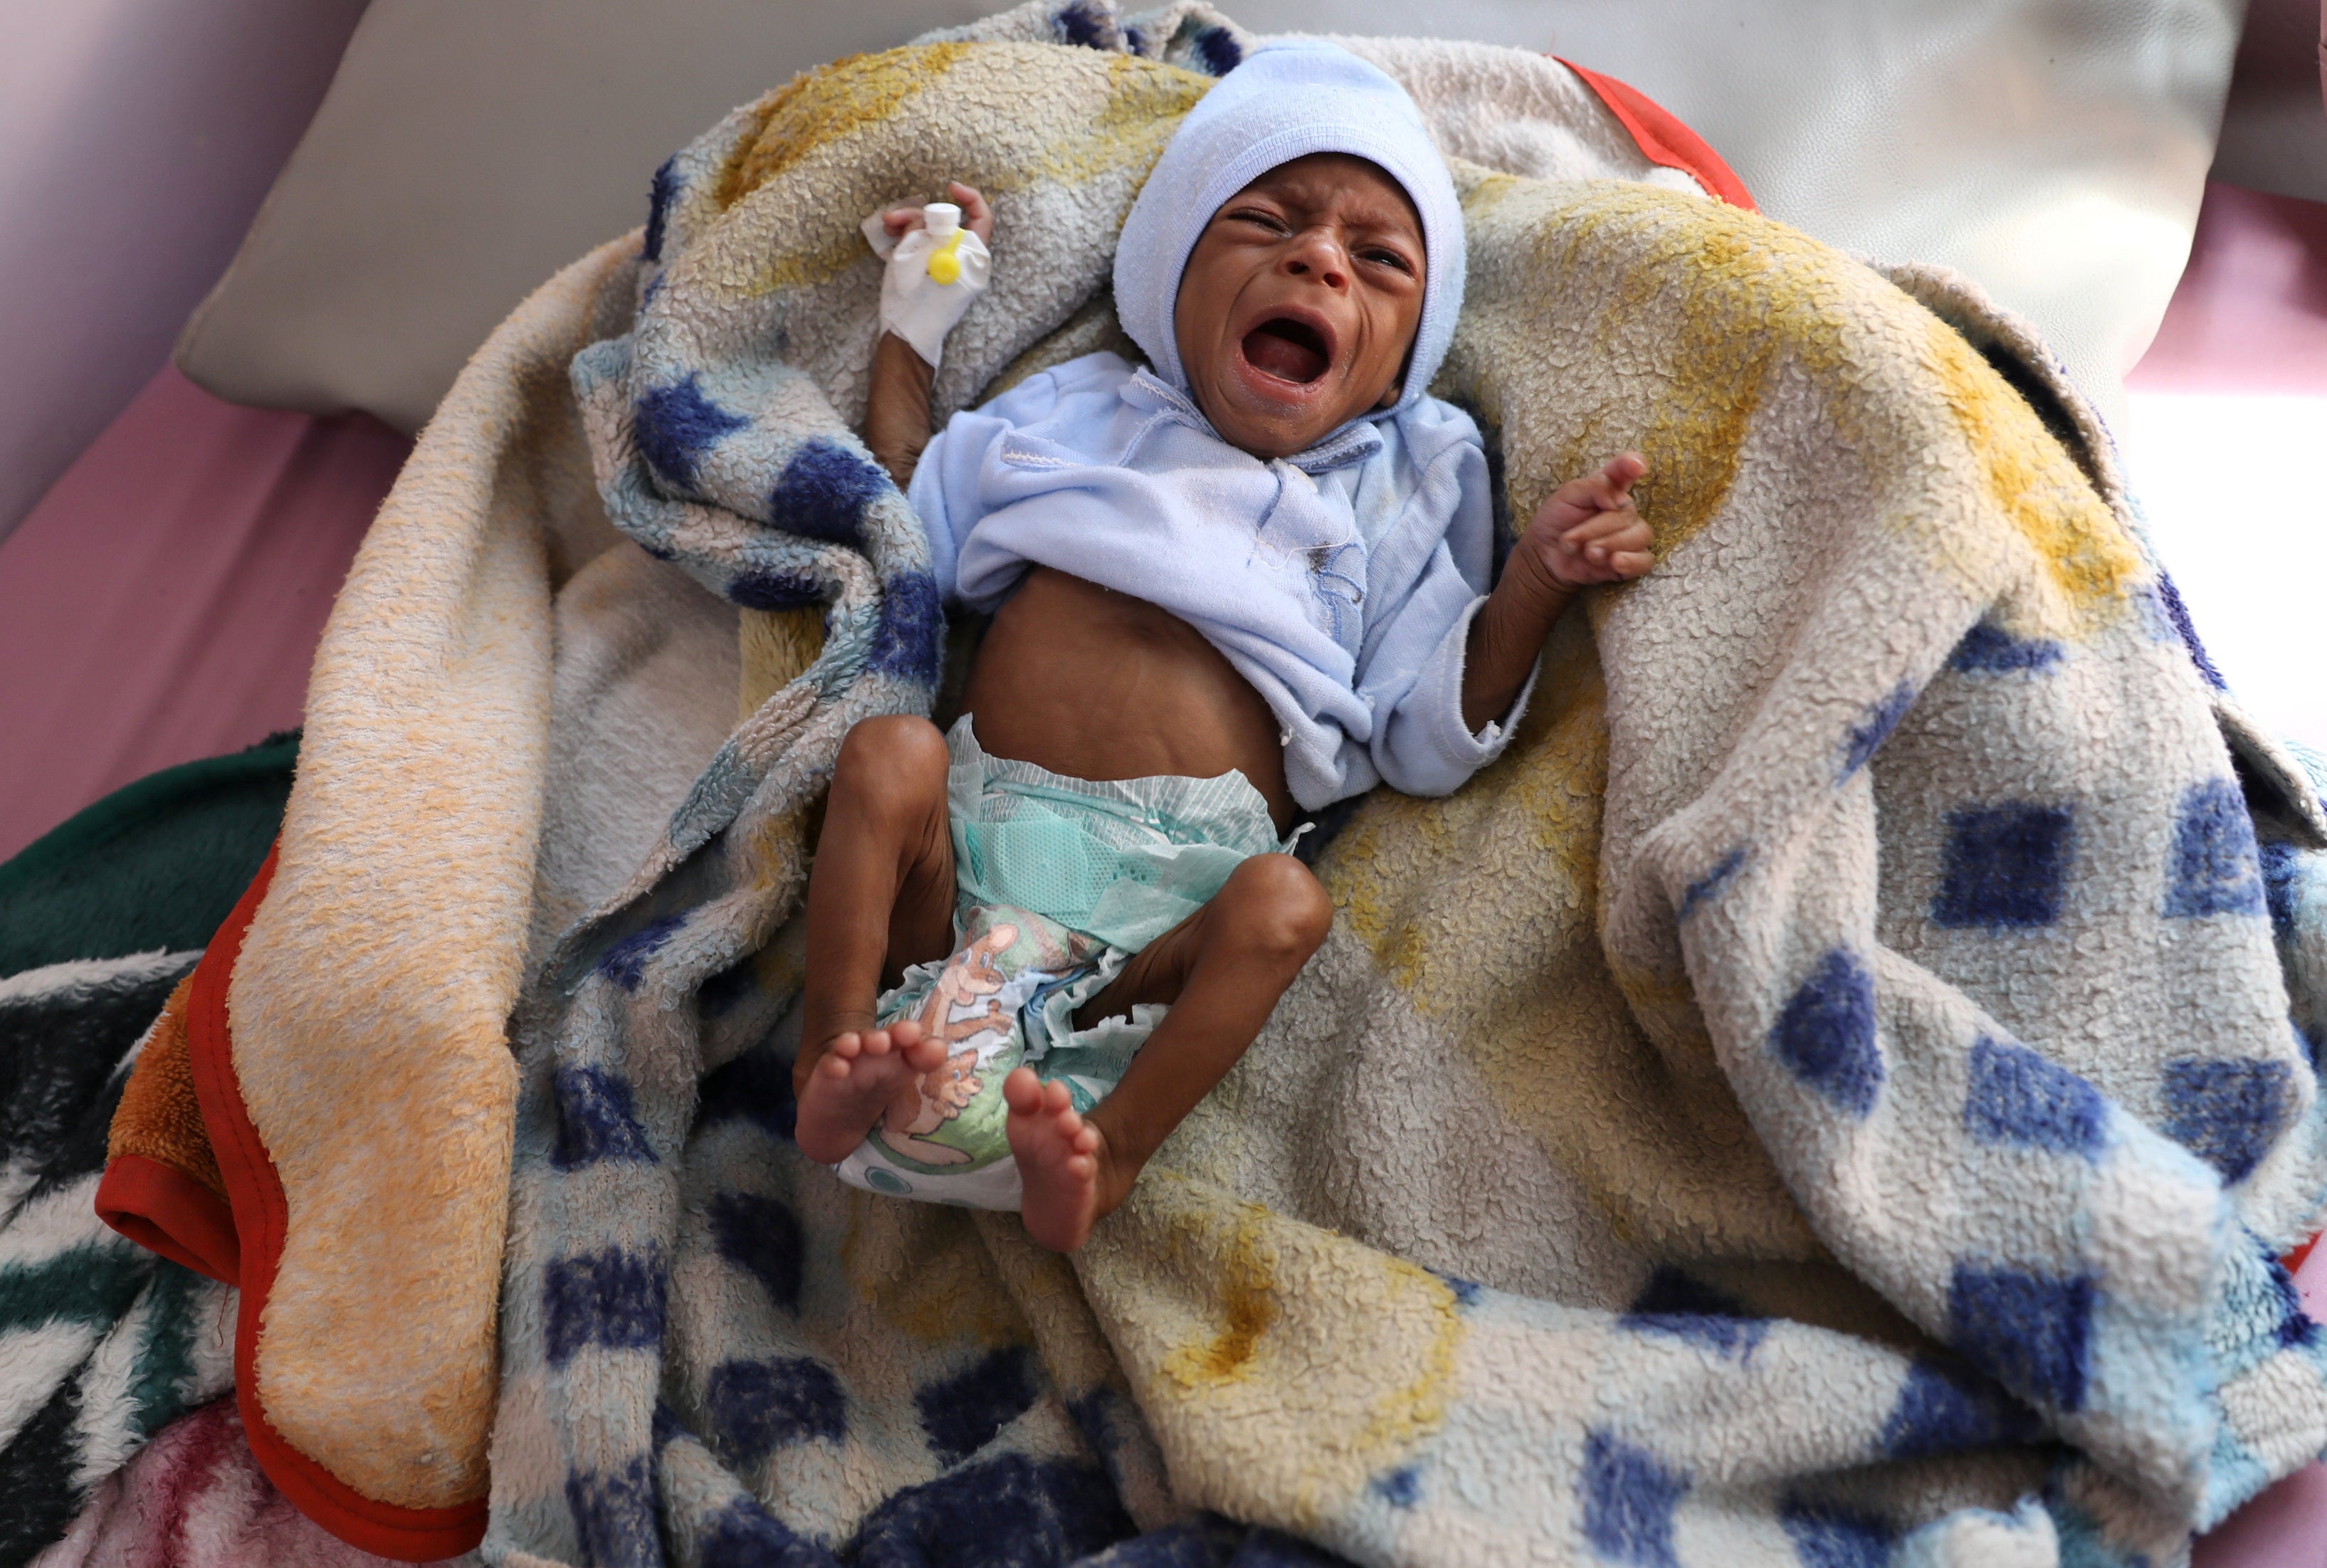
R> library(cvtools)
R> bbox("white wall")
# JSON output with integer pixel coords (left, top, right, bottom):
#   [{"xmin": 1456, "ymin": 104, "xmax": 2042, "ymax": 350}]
[
  {"xmin": 0, "ymin": 0, "xmax": 369, "ymax": 544},
  {"xmin": 2121, "ymin": 392, "xmax": 2327, "ymax": 756}
]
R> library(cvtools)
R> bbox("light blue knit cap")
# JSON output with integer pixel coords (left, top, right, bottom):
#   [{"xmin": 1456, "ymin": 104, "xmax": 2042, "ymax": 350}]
[{"xmin": 1113, "ymin": 41, "xmax": 1465, "ymax": 420}]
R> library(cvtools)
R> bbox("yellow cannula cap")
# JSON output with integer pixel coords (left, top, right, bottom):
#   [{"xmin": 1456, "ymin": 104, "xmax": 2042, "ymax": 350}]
[{"xmin": 923, "ymin": 201, "xmax": 965, "ymax": 284}]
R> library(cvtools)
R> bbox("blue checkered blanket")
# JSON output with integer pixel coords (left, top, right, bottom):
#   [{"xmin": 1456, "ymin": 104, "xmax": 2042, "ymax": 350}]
[{"xmin": 462, "ymin": 6, "xmax": 2327, "ymax": 1566}]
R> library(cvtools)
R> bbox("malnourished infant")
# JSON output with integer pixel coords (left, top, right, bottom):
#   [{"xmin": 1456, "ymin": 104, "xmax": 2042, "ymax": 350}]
[{"xmin": 794, "ymin": 43, "xmax": 1651, "ymax": 1250}]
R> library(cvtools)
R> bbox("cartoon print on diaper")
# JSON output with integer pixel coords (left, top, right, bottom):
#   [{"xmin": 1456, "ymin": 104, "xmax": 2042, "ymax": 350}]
[
  {"xmin": 865, "ymin": 910, "xmax": 1096, "ymax": 1174},
  {"xmin": 876, "ymin": 924, "xmax": 1014, "ymax": 1167}
]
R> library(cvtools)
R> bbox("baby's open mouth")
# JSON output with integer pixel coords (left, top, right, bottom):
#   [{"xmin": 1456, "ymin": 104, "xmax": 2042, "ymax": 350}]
[{"xmin": 1241, "ymin": 315, "xmax": 1331, "ymax": 384}]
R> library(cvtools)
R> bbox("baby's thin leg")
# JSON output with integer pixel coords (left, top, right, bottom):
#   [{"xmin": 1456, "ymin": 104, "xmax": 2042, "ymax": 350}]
[
  {"xmin": 795, "ymin": 716, "xmax": 959, "ymax": 1163},
  {"xmin": 1007, "ymin": 853, "xmax": 1330, "ymax": 1251}
]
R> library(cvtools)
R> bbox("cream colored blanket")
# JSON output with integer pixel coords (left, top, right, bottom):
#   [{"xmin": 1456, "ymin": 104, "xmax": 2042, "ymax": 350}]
[{"xmin": 216, "ymin": 4, "xmax": 2327, "ymax": 1564}]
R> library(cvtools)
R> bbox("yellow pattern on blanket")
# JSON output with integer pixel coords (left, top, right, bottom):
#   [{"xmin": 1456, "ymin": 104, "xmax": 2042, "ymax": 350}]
[{"xmin": 213, "ymin": 11, "xmax": 2327, "ymax": 1565}]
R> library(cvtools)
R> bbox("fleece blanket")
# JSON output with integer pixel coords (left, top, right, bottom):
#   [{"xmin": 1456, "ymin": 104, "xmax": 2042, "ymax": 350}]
[
  {"xmin": 34, "ymin": 1399, "xmax": 1325, "ymax": 1568},
  {"xmin": 0, "ymin": 953, "xmax": 236, "ymax": 1567},
  {"xmin": 0, "ymin": 739, "xmax": 303, "ymax": 1567},
  {"xmin": 0, "ymin": 732, "xmax": 295, "ymax": 982},
  {"xmin": 0, "ymin": 735, "xmax": 304, "ymax": 1567},
  {"xmin": 33, "ymin": 1396, "xmax": 481, "ymax": 1568},
  {"xmin": 85, "ymin": 1, "xmax": 2327, "ymax": 1563},
  {"xmin": 89, "ymin": 5, "xmax": 1707, "ymax": 1557}
]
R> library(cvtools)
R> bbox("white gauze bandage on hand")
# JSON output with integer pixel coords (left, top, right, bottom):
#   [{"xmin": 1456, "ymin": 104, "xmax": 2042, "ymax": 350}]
[{"xmin": 860, "ymin": 201, "xmax": 992, "ymax": 369}]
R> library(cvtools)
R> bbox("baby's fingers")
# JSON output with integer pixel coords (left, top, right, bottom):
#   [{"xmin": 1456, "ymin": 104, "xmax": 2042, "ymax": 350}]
[
  {"xmin": 1580, "ymin": 532, "xmax": 1654, "ymax": 573},
  {"xmin": 949, "ymin": 181, "xmax": 996, "ymax": 243},
  {"xmin": 881, "ymin": 205, "xmax": 925, "ymax": 237},
  {"xmin": 1540, "ymin": 505, "xmax": 1655, "ymax": 582},
  {"xmin": 1574, "ymin": 451, "xmax": 1646, "ymax": 512},
  {"xmin": 1559, "ymin": 506, "xmax": 1646, "ymax": 547}
]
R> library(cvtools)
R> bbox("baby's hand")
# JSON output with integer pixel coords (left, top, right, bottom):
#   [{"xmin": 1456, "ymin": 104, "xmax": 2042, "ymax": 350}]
[
  {"xmin": 1525, "ymin": 452, "xmax": 1653, "ymax": 588},
  {"xmin": 880, "ymin": 180, "xmax": 994, "ymax": 243},
  {"xmin": 1464, "ymin": 454, "xmax": 1649, "ymax": 727}
]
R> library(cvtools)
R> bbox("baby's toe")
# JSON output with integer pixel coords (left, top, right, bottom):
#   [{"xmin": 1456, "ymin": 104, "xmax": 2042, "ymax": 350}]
[{"xmin": 1002, "ymin": 1065, "xmax": 1045, "ymax": 1114}]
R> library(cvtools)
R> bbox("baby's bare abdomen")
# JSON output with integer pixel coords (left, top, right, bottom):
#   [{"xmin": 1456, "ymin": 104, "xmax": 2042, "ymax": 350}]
[{"xmin": 960, "ymin": 568, "xmax": 1297, "ymax": 833}]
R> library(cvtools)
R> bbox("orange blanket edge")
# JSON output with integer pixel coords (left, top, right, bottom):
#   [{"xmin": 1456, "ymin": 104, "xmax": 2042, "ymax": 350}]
[
  {"xmin": 173, "ymin": 843, "xmax": 488, "ymax": 1562},
  {"xmin": 95, "ymin": 1154, "xmax": 241, "ymax": 1285},
  {"xmin": 1553, "ymin": 58, "xmax": 1759, "ymax": 213}
]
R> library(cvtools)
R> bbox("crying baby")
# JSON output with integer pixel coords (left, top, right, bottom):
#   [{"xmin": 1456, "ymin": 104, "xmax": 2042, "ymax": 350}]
[{"xmin": 792, "ymin": 41, "xmax": 1653, "ymax": 1251}]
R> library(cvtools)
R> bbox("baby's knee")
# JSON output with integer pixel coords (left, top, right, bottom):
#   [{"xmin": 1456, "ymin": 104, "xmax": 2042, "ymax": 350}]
[
  {"xmin": 832, "ymin": 715, "xmax": 949, "ymax": 811},
  {"xmin": 1218, "ymin": 853, "xmax": 1333, "ymax": 966}
]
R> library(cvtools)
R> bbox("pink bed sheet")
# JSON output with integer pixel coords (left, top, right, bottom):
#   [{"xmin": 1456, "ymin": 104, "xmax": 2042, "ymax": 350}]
[
  {"xmin": 0, "ymin": 365, "xmax": 406, "ymax": 861},
  {"xmin": 2128, "ymin": 181, "xmax": 2327, "ymax": 395}
]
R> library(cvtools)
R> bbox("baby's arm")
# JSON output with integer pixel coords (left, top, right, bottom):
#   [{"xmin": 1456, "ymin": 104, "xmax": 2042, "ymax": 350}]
[
  {"xmin": 861, "ymin": 181, "xmax": 993, "ymax": 486},
  {"xmin": 1459, "ymin": 453, "xmax": 1652, "ymax": 731}
]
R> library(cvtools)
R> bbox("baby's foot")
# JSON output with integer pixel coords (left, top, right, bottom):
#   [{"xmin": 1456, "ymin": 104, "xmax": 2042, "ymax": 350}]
[
  {"xmin": 794, "ymin": 1021, "xmax": 943, "ymax": 1164},
  {"xmin": 1004, "ymin": 1068, "xmax": 1129, "ymax": 1252}
]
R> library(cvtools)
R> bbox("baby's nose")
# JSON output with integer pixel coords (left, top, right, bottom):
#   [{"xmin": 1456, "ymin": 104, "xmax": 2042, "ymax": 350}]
[{"xmin": 1283, "ymin": 229, "xmax": 1350, "ymax": 288}]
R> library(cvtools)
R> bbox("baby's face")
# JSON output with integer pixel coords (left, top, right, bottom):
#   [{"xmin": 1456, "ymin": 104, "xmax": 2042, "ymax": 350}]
[{"xmin": 1172, "ymin": 153, "xmax": 1424, "ymax": 459}]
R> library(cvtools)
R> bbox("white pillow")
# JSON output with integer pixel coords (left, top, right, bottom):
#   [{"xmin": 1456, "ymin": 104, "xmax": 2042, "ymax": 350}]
[{"xmin": 177, "ymin": 0, "xmax": 2243, "ymax": 438}]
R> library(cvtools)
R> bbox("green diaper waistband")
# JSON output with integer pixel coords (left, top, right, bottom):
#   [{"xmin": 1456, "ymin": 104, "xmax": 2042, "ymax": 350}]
[{"xmin": 945, "ymin": 715, "xmax": 1287, "ymax": 954}]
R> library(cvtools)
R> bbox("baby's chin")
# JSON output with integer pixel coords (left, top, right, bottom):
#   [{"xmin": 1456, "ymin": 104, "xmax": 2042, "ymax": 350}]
[{"xmin": 1198, "ymin": 355, "xmax": 1383, "ymax": 458}]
